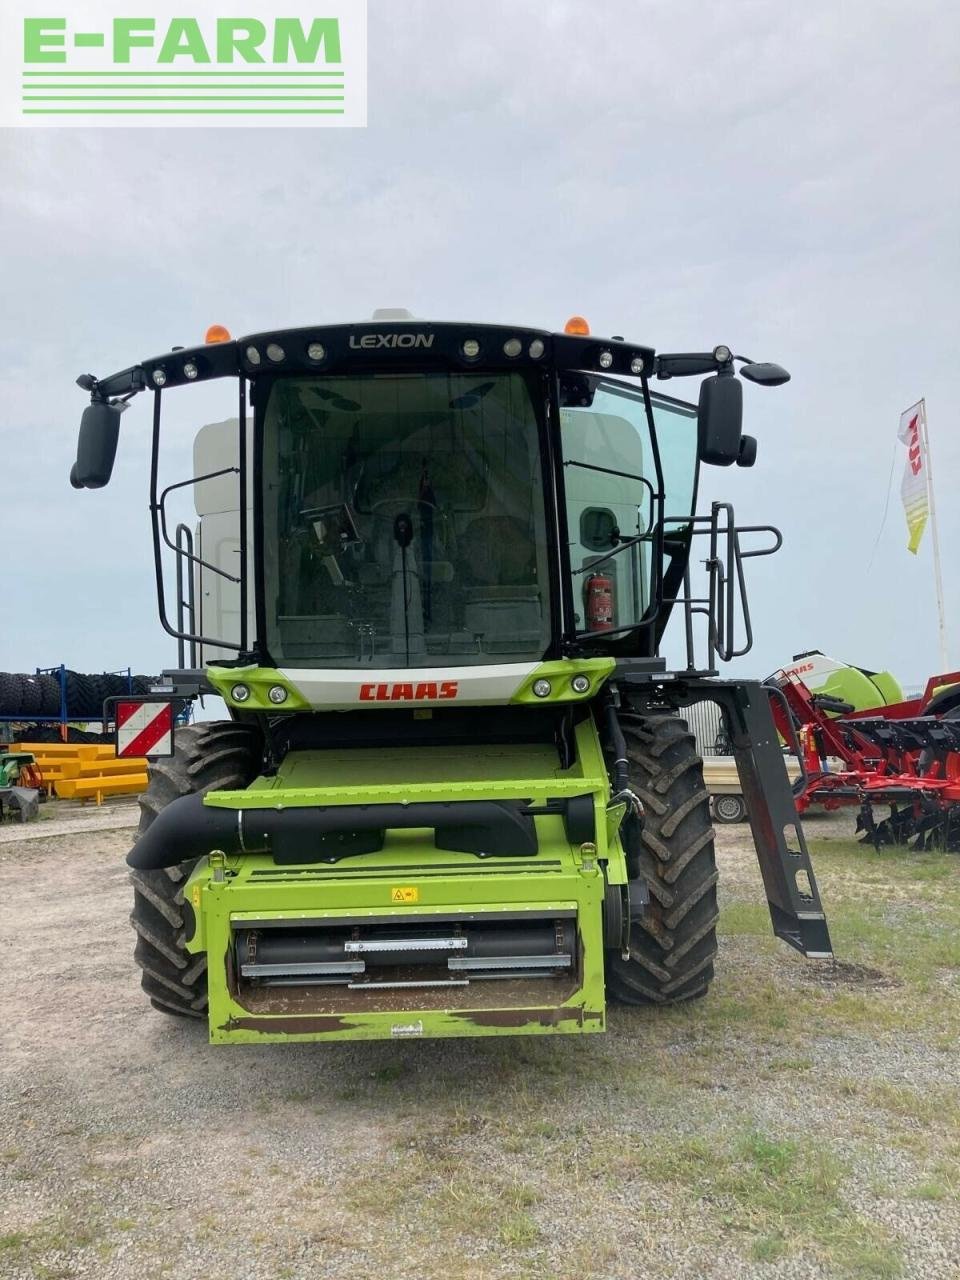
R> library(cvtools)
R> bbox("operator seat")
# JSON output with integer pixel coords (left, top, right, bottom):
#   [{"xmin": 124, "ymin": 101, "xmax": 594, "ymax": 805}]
[
  {"xmin": 458, "ymin": 516, "xmax": 535, "ymax": 587},
  {"xmin": 458, "ymin": 516, "xmax": 541, "ymax": 652}
]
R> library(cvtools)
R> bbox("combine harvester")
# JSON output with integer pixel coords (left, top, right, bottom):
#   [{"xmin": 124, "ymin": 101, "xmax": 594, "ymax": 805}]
[
  {"xmin": 69, "ymin": 311, "xmax": 832, "ymax": 1043},
  {"xmin": 772, "ymin": 656, "xmax": 960, "ymax": 850}
]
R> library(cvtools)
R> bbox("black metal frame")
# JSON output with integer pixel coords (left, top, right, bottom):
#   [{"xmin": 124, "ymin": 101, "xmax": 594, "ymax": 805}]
[
  {"xmin": 149, "ymin": 382, "xmax": 251, "ymax": 660},
  {"xmin": 621, "ymin": 670, "xmax": 832, "ymax": 958},
  {"xmin": 174, "ymin": 524, "xmax": 197, "ymax": 669},
  {"xmin": 96, "ymin": 322, "xmax": 658, "ymax": 399}
]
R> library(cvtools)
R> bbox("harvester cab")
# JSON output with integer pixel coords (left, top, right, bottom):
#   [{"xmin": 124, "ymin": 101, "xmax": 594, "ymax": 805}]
[{"xmin": 71, "ymin": 312, "xmax": 831, "ymax": 1043}]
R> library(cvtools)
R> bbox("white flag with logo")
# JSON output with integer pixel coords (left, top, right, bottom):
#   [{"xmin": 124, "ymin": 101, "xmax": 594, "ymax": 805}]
[{"xmin": 898, "ymin": 400, "xmax": 928, "ymax": 554}]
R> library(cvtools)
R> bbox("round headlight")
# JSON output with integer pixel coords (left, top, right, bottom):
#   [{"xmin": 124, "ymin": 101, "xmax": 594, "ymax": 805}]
[
  {"xmin": 307, "ymin": 342, "xmax": 326, "ymax": 362},
  {"xmin": 245, "ymin": 346, "xmax": 261, "ymax": 366},
  {"xmin": 528, "ymin": 339, "xmax": 545, "ymax": 359},
  {"xmin": 231, "ymin": 683, "xmax": 250, "ymax": 703},
  {"xmin": 571, "ymin": 675, "xmax": 590, "ymax": 694},
  {"xmin": 630, "ymin": 355, "xmax": 645, "ymax": 375},
  {"xmin": 503, "ymin": 338, "xmax": 522, "ymax": 358},
  {"xmin": 267, "ymin": 685, "xmax": 288, "ymax": 705},
  {"xmin": 713, "ymin": 344, "xmax": 732, "ymax": 364},
  {"xmin": 532, "ymin": 678, "xmax": 552, "ymax": 699},
  {"xmin": 598, "ymin": 350, "xmax": 614, "ymax": 370},
  {"xmin": 461, "ymin": 338, "xmax": 481, "ymax": 359},
  {"xmin": 183, "ymin": 361, "xmax": 198, "ymax": 380},
  {"xmin": 151, "ymin": 368, "xmax": 167, "ymax": 387},
  {"xmin": 266, "ymin": 343, "xmax": 286, "ymax": 363}
]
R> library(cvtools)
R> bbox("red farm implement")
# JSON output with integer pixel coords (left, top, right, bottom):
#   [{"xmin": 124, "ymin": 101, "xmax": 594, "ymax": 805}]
[{"xmin": 769, "ymin": 670, "xmax": 960, "ymax": 850}]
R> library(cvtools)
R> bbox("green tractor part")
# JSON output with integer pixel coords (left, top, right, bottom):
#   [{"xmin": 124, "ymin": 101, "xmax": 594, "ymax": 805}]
[
  {"xmin": 0, "ymin": 751, "xmax": 42, "ymax": 822},
  {"xmin": 72, "ymin": 313, "xmax": 831, "ymax": 1043},
  {"xmin": 0, "ymin": 751, "xmax": 38, "ymax": 788},
  {"xmin": 778, "ymin": 650, "xmax": 903, "ymax": 713}
]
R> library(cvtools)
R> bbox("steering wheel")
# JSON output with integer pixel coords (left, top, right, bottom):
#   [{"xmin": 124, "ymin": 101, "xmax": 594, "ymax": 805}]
[{"xmin": 367, "ymin": 496, "xmax": 441, "ymax": 517}]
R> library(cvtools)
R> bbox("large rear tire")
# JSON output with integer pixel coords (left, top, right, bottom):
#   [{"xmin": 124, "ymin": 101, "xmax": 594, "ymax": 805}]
[
  {"xmin": 606, "ymin": 713, "xmax": 720, "ymax": 1005},
  {"xmin": 129, "ymin": 722, "xmax": 261, "ymax": 1018}
]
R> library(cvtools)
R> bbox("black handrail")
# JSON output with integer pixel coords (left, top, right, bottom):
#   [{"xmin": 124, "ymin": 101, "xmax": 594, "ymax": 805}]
[
  {"xmin": 149, "ymin": 388, "xmax": 243, "ymax": 653},
  {"xmin": 174, "ymin": 524, "xmax": 198, "ymax": 669},
  {"xmin": 666, "ymin": 503, "xmax": 782, "ymax": 673}
]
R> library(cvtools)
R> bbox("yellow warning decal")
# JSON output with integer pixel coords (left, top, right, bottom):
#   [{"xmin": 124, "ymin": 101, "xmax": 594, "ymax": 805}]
[
  {"xmin": 391, "ymin": 886, "xmax": 419, "ymax": 904},
  {"xmin": 191, "ymin": 884, "xmax": 201, "ymax": 908}
]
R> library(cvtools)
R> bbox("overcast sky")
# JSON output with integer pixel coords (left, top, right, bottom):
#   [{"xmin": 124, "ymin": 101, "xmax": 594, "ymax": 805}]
[{"xmin": 1, "ymin": 0, "xmax": 957, "ymax": 689}]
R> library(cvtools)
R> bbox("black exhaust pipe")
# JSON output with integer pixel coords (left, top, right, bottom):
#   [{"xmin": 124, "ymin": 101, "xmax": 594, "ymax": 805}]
[
  {"xmin": 126, "ymin": 793, "xmax": 539, "ymax": 869},
  {"xmin": 128, "ymin": 792, "xmax": 250, "ymax": 869}
]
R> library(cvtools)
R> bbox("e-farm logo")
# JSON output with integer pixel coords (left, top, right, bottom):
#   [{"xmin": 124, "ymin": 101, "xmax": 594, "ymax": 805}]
[{"xmin": 0, "ymin": 2, "xmax": 366, "ymax": 127}]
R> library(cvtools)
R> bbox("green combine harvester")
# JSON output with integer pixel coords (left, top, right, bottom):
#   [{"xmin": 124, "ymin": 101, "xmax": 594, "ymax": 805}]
[{"xmin": 70, "ymin": 311, "xmax": 831, "ymax": 1043}]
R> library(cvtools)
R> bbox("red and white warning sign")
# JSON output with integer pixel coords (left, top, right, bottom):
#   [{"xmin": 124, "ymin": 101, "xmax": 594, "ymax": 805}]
[{"xmin": 115, "ymin": 700, "xmax": 175, "ymax": 758}]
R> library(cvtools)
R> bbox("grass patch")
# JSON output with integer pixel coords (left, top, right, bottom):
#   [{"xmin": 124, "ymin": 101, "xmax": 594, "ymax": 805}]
[
  {"xmin": 719, "ymin": 900, "xmax": 773, "ymax": 937},
  {"xmin": 0, "ymin": 1211, "xmax": 109, "ymax": 1271},
  {"xmin": 914, "ymin": 1180, "xmax": 948, "ymax": 1201},
  {"xmin": 499, "ymin": 1210, "xmax": 541, "ymax": 1247},
  {"xmin": 603, "ymin": 1125, "xmax": 901, "ymax": 1278},
  {"xmin": 751, "ymin": 1232, "xmax": 788, "ymax": 1261},
  {"xmin": 345, "ymin": 1130, "xmax": 546, "ymax": 1264},
  {"xmin": 866, "ymin": 1082, "xmax": 960, "ymax": 1128},
  {"xmin": 709, "ymin": 830, "xmax": 960, "ymax": 1038}
]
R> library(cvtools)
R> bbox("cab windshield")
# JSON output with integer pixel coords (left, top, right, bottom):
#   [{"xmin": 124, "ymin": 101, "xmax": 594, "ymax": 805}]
[{"xmin": 261, "ymin": 372, "xmax": 552, "ymax": 668}]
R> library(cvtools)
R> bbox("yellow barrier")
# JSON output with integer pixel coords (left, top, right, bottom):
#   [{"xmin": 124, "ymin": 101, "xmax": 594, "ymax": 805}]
[
  {"xmin": 55, "ymin": 775, "xmax": 147, "ymax": 803},
  {"xmin": 62, "ymin": 759, "xmax": 148, "ymax": 780},
  {"xmin": 11, "ymin": 742, "xmax": 149, "ymax": 805},
  {"xmin": 14, "ymin": 743, "xmax": 116, "ymax": 760}
]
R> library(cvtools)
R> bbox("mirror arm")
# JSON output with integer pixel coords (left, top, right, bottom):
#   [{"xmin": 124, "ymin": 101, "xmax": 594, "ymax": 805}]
[
  {"xmin": 656, "ymin": 352, "xmax": 720, "ymax": 379},
  {"xmin": 92, "ymin": 365, "xmax": 147, "ymax": 400}
]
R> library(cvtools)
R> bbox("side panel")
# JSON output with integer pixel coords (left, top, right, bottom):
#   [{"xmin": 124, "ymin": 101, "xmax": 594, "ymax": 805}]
[{"xmin": 193, "ymin": 418, "xmax": 254, "ymax": 663}]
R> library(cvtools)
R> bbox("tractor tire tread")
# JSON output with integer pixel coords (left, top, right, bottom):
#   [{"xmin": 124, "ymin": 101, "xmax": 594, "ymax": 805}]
[
  {"xmin": 130, "ymin": 721, "xmax": 260, "ymax": 1018},
  {"xmin": 606, "ymin": 712, "xmax": 719, "ymax": 1006}
]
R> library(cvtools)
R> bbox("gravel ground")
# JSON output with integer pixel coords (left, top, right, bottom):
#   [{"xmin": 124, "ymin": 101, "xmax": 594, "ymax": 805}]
[
  {"xmin": 1, "ymin": 809, "xmax": 958, "ymax": 1279},
  {"xmin": 0, "ymin": 800, "xmax": 139, "ymax": 846}
]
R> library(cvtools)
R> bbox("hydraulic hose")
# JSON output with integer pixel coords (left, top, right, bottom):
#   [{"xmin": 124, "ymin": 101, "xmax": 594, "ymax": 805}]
[{"xmin": 604, "ymin": 696, "xmax": 629, "ymax": 794}]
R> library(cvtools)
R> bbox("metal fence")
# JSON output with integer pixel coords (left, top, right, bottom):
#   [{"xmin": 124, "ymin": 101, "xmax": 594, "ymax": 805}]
[{"xmin": 683, "ymin": 700, "xmax": 729, "ymax": 757}]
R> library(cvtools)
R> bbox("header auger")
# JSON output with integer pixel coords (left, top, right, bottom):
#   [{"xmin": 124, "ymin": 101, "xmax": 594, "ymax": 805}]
[{"xmin": 72, "ymin": 311, "xmax": 830, "ymax": 1043}]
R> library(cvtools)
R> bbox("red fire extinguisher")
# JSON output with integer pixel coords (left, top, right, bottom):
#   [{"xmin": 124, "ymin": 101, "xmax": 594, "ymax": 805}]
[{"xmin": 584, "ymin": 572, "xmax": 615, "ymax": 631}]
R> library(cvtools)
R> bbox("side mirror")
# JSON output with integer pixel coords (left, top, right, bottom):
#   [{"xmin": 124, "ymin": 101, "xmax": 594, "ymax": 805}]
[
  {"xmin": 72, "ymin": 401, "xmax": 122, "ymax": 489},
  {"xmin": 740, "ymin": 361, "xmax": 790, "ymax": 387},
  {"xmin": 697, "ymin": 372, "xmax": 743, "ymax": 466},
  {"xmin": 737, "ymin": 434, "xmax": 758, "ymax": 467}
]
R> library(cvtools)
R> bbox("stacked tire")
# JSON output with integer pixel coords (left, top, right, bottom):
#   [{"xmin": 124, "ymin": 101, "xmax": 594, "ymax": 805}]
[
  {"xmin": 16, "ymin": 725, "xmax": 113, "ymax": 745},
  {"xmin": 0, "ymin": 672, "xmax": 61, "ymax": 718},
  {"xmin": 0, "ymin": 670, "xmax": 158, "ymax": 720}
]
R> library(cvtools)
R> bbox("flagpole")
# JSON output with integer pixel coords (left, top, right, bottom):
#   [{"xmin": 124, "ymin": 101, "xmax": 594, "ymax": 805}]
[{"xmin": 920, "ymin": 399, "xmax": 949, "ymax": 672}]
